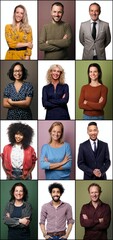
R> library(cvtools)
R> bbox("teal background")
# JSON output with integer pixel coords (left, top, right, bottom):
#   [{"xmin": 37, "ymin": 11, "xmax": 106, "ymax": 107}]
[
  {"xmin": 76, "ymin": 60, "xmax": 113, "ymax": 119},
  {"xmin": 0, "ymin": 180, "xmax": 38, "ymax": 240}
]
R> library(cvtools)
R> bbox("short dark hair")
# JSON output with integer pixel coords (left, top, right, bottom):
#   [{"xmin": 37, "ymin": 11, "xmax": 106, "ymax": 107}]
[
  {"xmin": 87, "ymin": 63, "xmax": 102, "ymax": 84},
  {"xmin": 88, "ymin": 122, "xmax": 97, "ymax": 127},
  {"xmin": 48, "ymin": 182, "xmax": 65, "ymax": 195},
  {"xmin": 10, "ymin": 182, "xmax": 28, "ymax": 201},
  {"xmin": 7, "ymin": 62, "xmax": 28, "ymax": 81},
  {"xmin": 51, "ymin": 2, "xmax": 64, "ymax": 12},
  {"xmin": 88, "ymin": 183, "xmax": 102, "ymax": 194},
  {"xmin": 89, "ymin": 2, "xmax": 101, "ymax": 14},
  {"xmin": 7, "ymin": 122, "xmax": 34, "ymax": 149}
]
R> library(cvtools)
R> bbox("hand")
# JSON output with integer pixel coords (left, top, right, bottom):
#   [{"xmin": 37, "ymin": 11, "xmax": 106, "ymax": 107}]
[
  {"xmin": 20, "ymin": 175, "xmax": 28, "ymax": 180},
  {"xmin": 60, "ymin": 234, "xmax": 68, "ymax": 239},
  {"xmin": 99, "ymin": 218, "xmax": 104, "ymax": 223},
  {"xmin": 19, "ymin": 217, "xmax": 30, "ymax": 226},
  {"xmin": 99, "ymin": 96, "xmax": 103, "ymax": 103},
  {"xmin": 82, "ymin": 214, "xmax": 88, "ymax": 219},
  {"xmin": 46, "ymin": 41, "xmax": 48, "ymax": 44},
  {"xmin": 61, "ymin": 155, "xmax": 70, "ymax": 165},
  {"xmin": 27, "ymin": 42, "xmax": 33, "ymax": 49},
  {"xmin": 7, "ymin": 98, "xmax": 13, "ymax": 104},
  {"xmin": 6, "ymin": 213, "xmax": 10, "ymax": 218},
  {"xmin": 44, "ymin": 235, "xmax": 52, "ymax": 239},
  {"xmin": 62, "ymin": 94, "xmax": 66, "ymax": 99},
  {"xmin": 44, "ymin": 157, "xmax": 49, "ymax": 162},
  {"xmin": 83, "ymin": 100, "xmax": 87, "ymax": 104},
  {"xmin": 63, "ymin": 34, "xmax": 68, "ymax": 39},
  {"xmin": 25, "ymin": 56, "xmax": 30, "ymax": 60},
  {"xmin": 93, "ymin": 169, "xmax": 101, "ymax": 177},
  {"xmin": 7, "ymin": 174, "xmax": 15, "ymax": 179}
]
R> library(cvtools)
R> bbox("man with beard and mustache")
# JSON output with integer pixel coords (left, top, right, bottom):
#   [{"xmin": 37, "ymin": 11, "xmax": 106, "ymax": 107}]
[
  {"xmin": 80, "ymin": 183, "xmax": 111, "ymax": 240},
  {"xmin": 39, "ymin": 2, "xmax": 72, "ymax": 60},
  {"xmin": 79, "ymin": 2, "xmax": 111, "ymax": 60},
  {"xmin": 40, "ymin": 182, "xmax": 74, "ymax": 239},
  {"xmin": 77, "ymin": 122, "xmax": 111, "ymax": 180}
]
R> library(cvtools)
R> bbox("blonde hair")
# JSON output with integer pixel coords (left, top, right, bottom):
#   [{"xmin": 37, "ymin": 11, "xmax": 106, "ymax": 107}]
[
  {"xmin": 46, "ymin": 64, "xmax": 65, "ymax": 84},
  {"xmin": 48, "ymin": 122, "xmax": 64, "ymax": 144},
  {"xmin": 12, "ymin": 5, "xmax": 31, "ymax": 33}
]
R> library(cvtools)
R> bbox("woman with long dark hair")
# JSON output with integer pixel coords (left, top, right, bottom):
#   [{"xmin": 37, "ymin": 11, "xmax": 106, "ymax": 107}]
[{"xmin": 79, "ymin": 63, "xmax": 108, "ymax": 120}]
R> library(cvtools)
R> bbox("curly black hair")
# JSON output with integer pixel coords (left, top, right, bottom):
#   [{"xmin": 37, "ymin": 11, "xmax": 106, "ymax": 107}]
[
  {"xmin": 10, "ymin": 182, "xmax": 28, "ymax": 202},
  {"xmin": 7, "ymin": 62, "xmax": 28, "ymax": 81},
  {"xmin": 48, "ymin": 182, "xmax": 65, "ymax": 195},
  {"xmin": 7, "ymin": 122, "xmax": 34, "ymax": 149}
]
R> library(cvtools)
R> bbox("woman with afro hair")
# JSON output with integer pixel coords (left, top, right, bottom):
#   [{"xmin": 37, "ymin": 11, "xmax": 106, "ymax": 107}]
[{"xmin": 1, "ymin": 122, "xmax": 37, "ymax": 180}]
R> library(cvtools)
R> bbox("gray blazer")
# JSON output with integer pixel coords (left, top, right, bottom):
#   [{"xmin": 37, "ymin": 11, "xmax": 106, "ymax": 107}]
[{"xmin": 79, "ymin": 19, "xmax": 111, "ymax": 59}]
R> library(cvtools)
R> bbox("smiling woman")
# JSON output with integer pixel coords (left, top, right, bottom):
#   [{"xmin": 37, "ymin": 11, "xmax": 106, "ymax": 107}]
[
  {"xmin": 3, "ymin": 182, "xmax": 32, "ymax": 240},
  {"xmin": 0, "ymin": 122, "xmax": 37, "ymax": 180},
  {"xmin": 3, "ymin": 62, "xmax": 33, "ymax": 120},
  {"xmin": 42, "ymin": 64, "xmax": 70, "ymax": 120},
  {"xmin": 5, "ymin": 5, "xmax": 33, "ymax": 60},
  {"xmin": 40, "ymin": 122, "xmax": 72, "ymax": 180}
]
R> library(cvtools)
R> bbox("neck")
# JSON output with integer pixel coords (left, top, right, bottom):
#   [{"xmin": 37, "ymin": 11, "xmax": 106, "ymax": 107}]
[
  {"xmin": 15, "ymin": 79, "xmax": 23, "ymax": 83},
  {"xmin": 90, "ymin": 80, "xmax": 100, "ymax": 86},
  {"xmin": 52, "ymin": 200, "xmax": 61, "ymax": 207},
  {"xmin": 52, "ymin": 79, "xmax": 59, "ymax": 85},
  {"xmin": 92, "ymin": 200, "xmax": 99, "ymax": 208},
  {"xmin": 50, "ymin": 140, "xmax": 61, "ymax": 147},
  {"xmin": 14, "ymin": 199, "xmax": 23, "ymax": 206}
]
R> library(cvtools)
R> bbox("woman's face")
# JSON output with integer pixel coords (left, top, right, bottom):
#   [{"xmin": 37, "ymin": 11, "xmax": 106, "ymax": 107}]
[
  {"xmin": 89, "ymin": 66, "xmax": 99, "ymax": 81},
  {"xmin": 51, "ymin": 67, "xmax": 61, "ymax": 81},
  {"xmin": 14, "ymin": 186, "xmax": 24, "ymax": 201},
  {"xmin": 15, "ymin": 132, "xmax": 24, "ymax": 144},
  {"xmin": 51, "ymin": 125, "xmax": 62, "ymax": 142},
  {"xmin": 13, "ymin": 65, "xmax": 23, "ymax": 80},
  {"xmin": 14, "ymin": 7, "xmax": 24, "ymax": 23}
]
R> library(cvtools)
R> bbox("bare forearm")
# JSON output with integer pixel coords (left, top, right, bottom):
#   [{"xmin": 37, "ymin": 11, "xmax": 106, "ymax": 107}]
[
  {"xmin": 49, "ymin": 162, "xmax": 63, "ymax": 170},
  {"xmin": 9, "ymin": 99, "xmax": 31, "ymax": 108},
  {"xmin": 40, "ymin": 224, "xmax": 47, "ymax": 238}
]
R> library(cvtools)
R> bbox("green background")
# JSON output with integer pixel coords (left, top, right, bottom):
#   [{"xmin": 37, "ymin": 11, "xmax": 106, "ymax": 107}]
[
  {"xmin": 0, "ymin": 180, "xmax": 38, "ymax": 240},
  {"xmin": 76, "ymin": 60, "xmax": 113, "ymax": 119},
  {"xmin": 76, "ymin": 180, "xmax": 112, "ymax": 240}
]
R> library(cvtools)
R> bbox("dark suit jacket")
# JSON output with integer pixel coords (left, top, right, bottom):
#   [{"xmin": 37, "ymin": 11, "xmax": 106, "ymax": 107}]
[{"xmin": 77, "ymin": 139, "xmax": 111, "ymax": 180}]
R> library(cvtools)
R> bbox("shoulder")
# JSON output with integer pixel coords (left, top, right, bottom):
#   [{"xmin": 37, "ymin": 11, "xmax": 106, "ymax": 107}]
[
  {"xmin": 41, "ymin": 202, "xmax": 50, "ymax": 209},
  {"xmin": 81, "ymin": 84, "xmax": 89, "ymax": 90},
  {"xmin": 41, "ymin": 144, "xmax": 49, "ymax": 150},
  {"xmin": 98, "ymin": 140, "xmax": 108, "ymax": 146},
  {"xmin": 61, "ymin": 21, "xmax": 71, "ymax": 28},
  {"xmin": 99, "ymin": 20, "xmax": 109, "ymax": 26},
  {"xmin": 25, "ymin": 145, "xmax": 34, "ymax": 152},
  {"xmin": 3, "ymin": 144, "xmax": 12, "ymax": 150},
  {"xmin": 101, "ymin": 84, "xmax": 108, "ymax": 91},
  {"xmin": 64, "ymin": 142, "xmax": 71, "ymax": 148},
  {"xmin": 5, "ymin": 24, "xmax": 12, "ymax": 30},
  {"xmin": 80, "ymin": 20, "xmax": 90, "ymax": 26},
  {"xmin": 43, "ymin": 84, "xmax": 52, "ymax": 89},
  {"xmin": 24, "ymin": 201, "xmax": 32, "ymax": 208},
  {"xmin": 62, "ymin": 201, "xmax": 72, "ymax": 208},
  {"xmin": 5, "ymin": 83, "xmax": 13, "ymax": 88},
  {"xmin": 80, "ymin": 140, "xmax": 89, "ymax": 147}
]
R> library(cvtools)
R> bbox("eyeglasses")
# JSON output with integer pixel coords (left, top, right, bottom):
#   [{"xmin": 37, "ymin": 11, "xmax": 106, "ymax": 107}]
[{"xmin": 13, "ymin": 70, "xmax": 22, "ymax": 73}]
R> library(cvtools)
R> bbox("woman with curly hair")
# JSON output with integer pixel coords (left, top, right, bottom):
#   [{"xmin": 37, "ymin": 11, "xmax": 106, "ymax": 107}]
[
  {"xmin": 3, "ymin": 62, "xmax": 33, "ymax": 120},
  {"xmin": 42, "ymin": 64, "xmax": 70, "ymax": 120},
  {"xmin": 3, "ymin": 182, "xmax": 32, "ymax": 240},
  {"xmin": 5, "ymin": 4, "xmax": 33, "ymax": 60},
  {"xmin": 40, "ymin": 122, "xmax": 72, "ymax": 180},
  {"xmin": 1, "ymin": 122, "xmax": 37, "ymax": 180}
]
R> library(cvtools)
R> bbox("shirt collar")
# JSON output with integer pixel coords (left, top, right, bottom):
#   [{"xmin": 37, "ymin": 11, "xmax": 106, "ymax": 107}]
[
  {"xmin": 90, "ymin": 19, "xmax": 99, "ymax": 24},
  {"xmin": 50, "ymin": 200, "xmax": 64, "ymax": 207}
]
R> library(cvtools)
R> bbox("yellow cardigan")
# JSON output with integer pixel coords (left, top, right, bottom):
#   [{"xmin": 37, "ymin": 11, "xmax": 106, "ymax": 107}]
[{"xmin": 5, "ymin": 24, "xmax": 33, "ymax": 60}]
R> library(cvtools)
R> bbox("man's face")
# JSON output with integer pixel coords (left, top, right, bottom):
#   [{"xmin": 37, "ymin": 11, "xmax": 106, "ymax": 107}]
[
  {"xmin": 89, "ymin": 4, "xmax": 100, "ymax": 21},
  {"xmin": 51, "ymin": 5, "xmax": 63, "ymax": 23},
  {"xmin": 51, "ymin": 188, "xmax": 61, "ymax": 202},
  {"xmin": 87, "ymin": 125, "xmax": 98, "ymax": 141},
  {"xmin": 89, "ymin": 186, "xmax": 100, "ymax": 203}
]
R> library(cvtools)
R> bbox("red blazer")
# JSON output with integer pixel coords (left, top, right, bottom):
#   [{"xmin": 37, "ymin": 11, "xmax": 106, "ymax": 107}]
[{"xmin": 1, "ymin": 144, "xmax": 37, "ymax": 177}]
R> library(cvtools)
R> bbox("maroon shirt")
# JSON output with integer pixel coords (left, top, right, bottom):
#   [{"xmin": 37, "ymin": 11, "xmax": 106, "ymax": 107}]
[
  {"xmin": 40, "ymin": 200, "xmax": 74, "ymax": 232},
  {"xmin": 80, "ymin": 200, "xmax": 111, "ymax": 240}
]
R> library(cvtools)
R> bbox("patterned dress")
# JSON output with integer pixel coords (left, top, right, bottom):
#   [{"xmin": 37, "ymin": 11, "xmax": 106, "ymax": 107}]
[
  {"xmin": 5, "ymin": 24, "xmax": 32, "ymax": 60},
  {"xmin": 4, "ymin": 82, "xmax": 33, "ymax": 119}
]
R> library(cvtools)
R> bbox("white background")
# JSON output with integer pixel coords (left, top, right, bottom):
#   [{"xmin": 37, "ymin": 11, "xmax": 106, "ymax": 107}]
[
  {"xmin": 76, "ymin": 0, "xmax": 112, "ymax": 59},
  {"xmin": 76, "ymin": 120, "xmax": 112, "ymax": 179},
  {"xmin": 1, "ymin": 0, "xmax": 37, "ymax": 60},
  {"xmin": 38, "ymin": 180, "xmax": 75, "ymax": 240},
  {"xmin": 38, "ymin": 60, "xmax": 75, "ymax": 120},
  {"xmin": 0, "ymin": 120, "xmax": 38, "ymax": 179}
]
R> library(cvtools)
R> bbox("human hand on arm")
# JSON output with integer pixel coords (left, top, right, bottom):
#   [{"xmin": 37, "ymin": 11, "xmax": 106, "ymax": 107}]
[
  {"xmin": 93, "ymin": 169, "xmax": 102, "ymax": 177},
  {"xmin": 19, "ymin": 217, "xmax": 30, "ymax": 226},
  {"xmin": 40, "ymin": 224, "xmax": 52, "ymax": 239},
  {"xmin": 7, "ymin": 97, "xmax": 32, "ymax": 108},
  {"xmin": 44, "ymin": 155, "xmax": 70, "ymax": 170}
]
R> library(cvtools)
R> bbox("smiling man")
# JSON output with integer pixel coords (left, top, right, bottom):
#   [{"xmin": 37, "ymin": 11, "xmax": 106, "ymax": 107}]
[
  {"xmin": 39, "ymin": 2, "xmax": 72, "ymax": 60},
  {"xmin": 40, "ymin": 182, "xmax": 74, "ymax": 240},
  {"xmin": 77, "ymin": 122, "xmax": 111, "ymax": 179},
  {"xmin": 79, "ymin": 2, "xmax": 111, "ymax": 59},
  {"xmin": 80, "ymin": 183, "xmax": 111, "ymax": 240}
]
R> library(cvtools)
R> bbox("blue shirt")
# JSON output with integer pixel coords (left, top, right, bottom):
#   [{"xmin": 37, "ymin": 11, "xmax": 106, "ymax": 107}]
[{"xmin": 40, "ymin": 142, "xmax": 72, "ymax": 180}]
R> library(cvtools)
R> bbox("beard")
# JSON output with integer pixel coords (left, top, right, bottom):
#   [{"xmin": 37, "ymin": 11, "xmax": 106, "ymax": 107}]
[{"xmin": 52, "ymin": 196, "xmax": 60, "ymax": 202}]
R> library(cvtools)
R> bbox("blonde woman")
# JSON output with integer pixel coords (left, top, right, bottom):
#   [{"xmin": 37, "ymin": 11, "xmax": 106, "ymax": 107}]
[
  {"xmin": 40, "ymin": 122, "xmax": 72, "ymax": 180},
  {"xmin": 5, "ymin": 5, "xmax": 33, "ymax": 60},
  {"xmin": 42, "ymin": 64, "xmax": 70, "ymax": 119}
]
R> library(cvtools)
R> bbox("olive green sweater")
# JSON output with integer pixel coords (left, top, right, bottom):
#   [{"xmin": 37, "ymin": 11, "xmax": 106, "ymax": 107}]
[{"xmin": 39, "ymin": 21, "xmax": 72, "ymax": 59}]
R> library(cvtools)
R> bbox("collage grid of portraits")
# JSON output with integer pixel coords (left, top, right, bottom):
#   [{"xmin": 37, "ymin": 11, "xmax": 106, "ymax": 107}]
[{"xmin": 0, "ymin": 0, "xmax": 113, "ymax": 240}]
